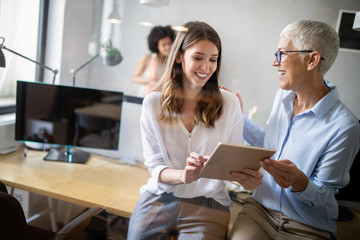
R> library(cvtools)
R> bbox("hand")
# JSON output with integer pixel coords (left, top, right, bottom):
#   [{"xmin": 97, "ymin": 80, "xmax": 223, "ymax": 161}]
[
  {"xmin": 260, "ymin": 159, "xmax": 309, "ymax": 192},
  {"xmin": 230, "ymin": 168, "xmax": 263, "ymax": 190},
  {"xmin": 218, "ymin": 84, "xmax": 232, "ymax": 93},
  {"xmin": 181, "ymin": 152, "xmax": 208, "ymax": 184},
  {"xmin": 219, "ymin": 85, "xmax": 244, "ymax": 113}
]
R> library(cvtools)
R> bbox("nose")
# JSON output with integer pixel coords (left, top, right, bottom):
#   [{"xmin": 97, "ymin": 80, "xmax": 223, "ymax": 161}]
[
  {"xmin": 200, "ymin": 60, "xmax": 209, "ymax": 71},
  {"xmin": 272, "ymin": 57, "xmax": 279, "ymax": 67}
]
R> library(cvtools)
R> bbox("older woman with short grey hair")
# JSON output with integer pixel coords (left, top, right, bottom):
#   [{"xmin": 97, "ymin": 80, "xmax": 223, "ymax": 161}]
[{"xmin": 229, "ymin": 20, "xmax": 360, "ymax": 240}]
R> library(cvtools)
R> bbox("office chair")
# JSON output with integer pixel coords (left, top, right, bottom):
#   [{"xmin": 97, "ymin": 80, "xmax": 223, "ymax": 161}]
[
  {"xmin": 0, "ymin": 182, "xmax": 55, "ymax": 240},
  {"xmin": 0, "ymin": 181, "xmax": 103, "ymax": 240}
]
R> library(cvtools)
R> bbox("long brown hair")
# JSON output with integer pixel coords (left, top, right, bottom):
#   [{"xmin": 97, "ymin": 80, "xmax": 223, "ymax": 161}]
[{"xmin": 153, "ymin": 21, "xmax": 223, "ymax": 128}]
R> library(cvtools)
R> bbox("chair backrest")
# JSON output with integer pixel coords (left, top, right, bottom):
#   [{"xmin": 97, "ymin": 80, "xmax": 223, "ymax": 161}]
[
  {"xmin": 0, "ymin": 182, "xmax": 55, "ymax": 240},
  {"xmin": 0, "ymin": 181, "xmax": 8, "ymax": 193},
  {"xmin": 0, "ymin": 191, "xmax": 29, "ymax": 240},
  {"xmin": 0, "ymin": 182, "xmax": 102, "ymax": 240}
]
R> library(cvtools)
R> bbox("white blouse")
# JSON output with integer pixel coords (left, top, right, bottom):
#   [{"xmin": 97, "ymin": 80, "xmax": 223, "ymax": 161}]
[{"xmin": 140, "ymin": 89, "xmax": 244, "ymax": 206}]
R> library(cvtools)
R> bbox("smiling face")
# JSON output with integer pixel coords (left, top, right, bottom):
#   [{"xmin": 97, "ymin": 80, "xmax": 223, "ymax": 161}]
[
  {"xmin": 273, "ymin": 36, "xmax": 309, "ymax": 91},
  {"xmin": 157, "ymin": 36, "xmax": 173, "ymax": 57},
  {"xmin": 177, "ymin": 39, "xmax": 218, "ymax": 91}
]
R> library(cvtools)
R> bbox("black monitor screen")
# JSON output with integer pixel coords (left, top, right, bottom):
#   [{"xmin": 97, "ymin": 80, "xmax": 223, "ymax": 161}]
[{"xmin": 15, "ymin": 81, "xmax": 124, "ymax": 153}]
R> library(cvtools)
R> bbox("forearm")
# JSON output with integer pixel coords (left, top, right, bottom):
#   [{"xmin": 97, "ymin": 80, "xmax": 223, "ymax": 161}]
[
  {"xmin": 243, "ymin": 116, "xmax": 265, "ymax": 147},
  {"xmin": 290, "ymin": 170, "xmax": 309, "ymax": 192},
  {"xmin": 159, "ymin": 168, "xmax": 184, "ymax": 185},
  {"xmin": 132, "ymin": 75, "xmax": 150, "ymax": 84}
]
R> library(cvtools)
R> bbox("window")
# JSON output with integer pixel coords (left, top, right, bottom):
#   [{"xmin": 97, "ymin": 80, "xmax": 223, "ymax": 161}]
[{"xmin": 0, "ymin": 0, "xmax": 43, "ymax": 112}]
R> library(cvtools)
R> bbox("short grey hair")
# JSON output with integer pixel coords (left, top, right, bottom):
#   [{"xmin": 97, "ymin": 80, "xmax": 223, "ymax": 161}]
[{"xmin": 280, "ymin": 20, "xmax": 339, "ymax": 76}]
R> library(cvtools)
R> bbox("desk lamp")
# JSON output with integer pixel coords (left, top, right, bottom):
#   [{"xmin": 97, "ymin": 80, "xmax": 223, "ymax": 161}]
[
  {"xmin": 70, "ymin": 39, "xmax": 122, "ymax": 86},
  {"xmin": 0, "ymin": 37, "xmax": 58, "ymax": 84}
]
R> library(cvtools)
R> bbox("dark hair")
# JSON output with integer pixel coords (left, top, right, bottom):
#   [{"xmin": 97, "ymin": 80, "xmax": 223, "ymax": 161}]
[
  {"xmin": 147, "ymin": 25, "xmax": 176, "ymax": 53},
  {"xmin": 154, "ymin": 21, "xmax": 223, "ymax": 128}
]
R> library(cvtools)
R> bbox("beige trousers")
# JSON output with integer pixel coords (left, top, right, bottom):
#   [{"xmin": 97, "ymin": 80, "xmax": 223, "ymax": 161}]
[{"xmin": 229, "ymin": 197, "xmax": 334, "ymax": 240}]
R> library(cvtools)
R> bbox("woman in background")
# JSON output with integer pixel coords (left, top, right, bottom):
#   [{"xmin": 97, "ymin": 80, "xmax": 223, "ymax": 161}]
[
  {"xmin": 127, "ymin": 21, "xmax": 260, "ymax": 240},
  {"xmin": 132, "ymin": 25, "xmax": 176, "ymax": 95}
]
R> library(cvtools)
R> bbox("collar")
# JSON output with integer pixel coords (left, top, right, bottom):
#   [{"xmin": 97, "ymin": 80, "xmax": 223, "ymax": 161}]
[
  {"xmin": 281, "ymin": 80, "xmax": 339, "ymax": 119},
  {"xmin": 311, "ymin": 80, "xmax": 339, "ymax": 119}
]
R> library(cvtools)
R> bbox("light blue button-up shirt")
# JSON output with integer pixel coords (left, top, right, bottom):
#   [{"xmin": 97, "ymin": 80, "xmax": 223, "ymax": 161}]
[{"xmin": 243, "ymin": 81, "xmax": 360, "ymax": 238}]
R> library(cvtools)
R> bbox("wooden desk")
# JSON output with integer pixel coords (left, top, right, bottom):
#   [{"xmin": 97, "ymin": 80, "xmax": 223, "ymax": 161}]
[{"xmin": 0, "ymin": 148, "xmax": 149, "ymax": 218}]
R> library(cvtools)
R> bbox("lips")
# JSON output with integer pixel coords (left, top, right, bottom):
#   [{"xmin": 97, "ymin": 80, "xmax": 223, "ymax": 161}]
[
  {"xmin": 278, "ymin": 70, "xmax": 286, "ymax": 76},
  {"xmin": 195, "ymin": 72, "xmax": 208, "ymax": 78}
]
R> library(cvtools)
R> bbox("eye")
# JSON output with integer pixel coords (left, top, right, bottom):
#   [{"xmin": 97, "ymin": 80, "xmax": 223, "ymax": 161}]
[
  {"xmin": 192, "ymin": 56, "xmax": 202, "ymax": 61},
  {"xmin": 210, "ymin": 58, "xmax": 217, "ymax": 63}
]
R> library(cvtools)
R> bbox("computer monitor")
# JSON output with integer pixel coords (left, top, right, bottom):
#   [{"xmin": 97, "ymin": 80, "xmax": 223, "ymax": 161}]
[
  {"xmin": 82, "ymin": 95, "xmax": 145, "ymax": 164},
  {"xmin": 15, "ymin": 80, "xmax": 124, "ymax": 163}
]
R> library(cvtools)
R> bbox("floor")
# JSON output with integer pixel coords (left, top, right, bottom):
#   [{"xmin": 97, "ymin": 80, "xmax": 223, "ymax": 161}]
[{"xmin": 228, "ymin": 194, "xmax": 360, "ymax": 240}]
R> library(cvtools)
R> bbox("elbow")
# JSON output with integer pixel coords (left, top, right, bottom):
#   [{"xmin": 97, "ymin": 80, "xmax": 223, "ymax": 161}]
[{"xmin": 132, "ymin": 76, "xmax": 137, "ymax": 83}]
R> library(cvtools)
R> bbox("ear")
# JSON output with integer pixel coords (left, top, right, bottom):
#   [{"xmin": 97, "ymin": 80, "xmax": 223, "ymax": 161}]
[
  {"xmin": 176, "ymin": 53, "xmax": 182, "ymax": 64},
  {"xmin": 306, "ymin": 51, "xmax": 322, "ymax": 71}
]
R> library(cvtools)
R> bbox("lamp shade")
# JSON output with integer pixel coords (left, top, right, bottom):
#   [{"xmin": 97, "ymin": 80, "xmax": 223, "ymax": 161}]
[
  {"xmin": 108, "ymin": 0, "xmax": 122, "ymax": 24},
  {"xmin": 102, "ymin": 48, "xmax": 123, "ymax": 66},
  {"xmin": 108, "ymin": 11, "xmax": 122, "ymax": 24},
  {"xmin": 353, "ymin": 12, "xmax": 360, "ymax": 31},
  {"xmin": 140, "ymin": 0, "xmax": 169, "ymax": 8},
  {"xmin": 102, "ymin": 39, "xmax": 123, "ymax": 66}
]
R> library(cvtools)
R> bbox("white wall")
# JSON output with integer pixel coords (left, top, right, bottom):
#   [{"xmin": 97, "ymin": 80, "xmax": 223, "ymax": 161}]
[{"xmin": 57, "ymin": 0, "xmax": 360, "ymax": 128}]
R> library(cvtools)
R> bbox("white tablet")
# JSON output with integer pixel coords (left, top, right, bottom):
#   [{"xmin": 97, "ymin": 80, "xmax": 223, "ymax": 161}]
[{"xmin": 199, "ymin": 142, "xmax": 276, "ymax": 181}]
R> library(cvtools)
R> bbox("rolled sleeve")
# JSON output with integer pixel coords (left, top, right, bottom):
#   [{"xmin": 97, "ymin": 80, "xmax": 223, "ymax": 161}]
[
  {"xmin": 152, "ymin": 165, "xmax": 176, "ymax": 192},
  {"xmin": 292, "ymin": 181, "xmax": 322, "ymax": 207}
]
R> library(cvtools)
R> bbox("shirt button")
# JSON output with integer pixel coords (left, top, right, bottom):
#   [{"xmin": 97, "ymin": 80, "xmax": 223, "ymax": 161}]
[{"xmin": 188, "ymin": 134, "xmax": 191, "ymax": 138}]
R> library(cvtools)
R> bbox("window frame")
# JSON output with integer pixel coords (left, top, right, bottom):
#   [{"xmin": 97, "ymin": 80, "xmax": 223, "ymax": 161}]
[{"xmin": 0, "ymin": 0, "xmax": 49, "ymax": 115}]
